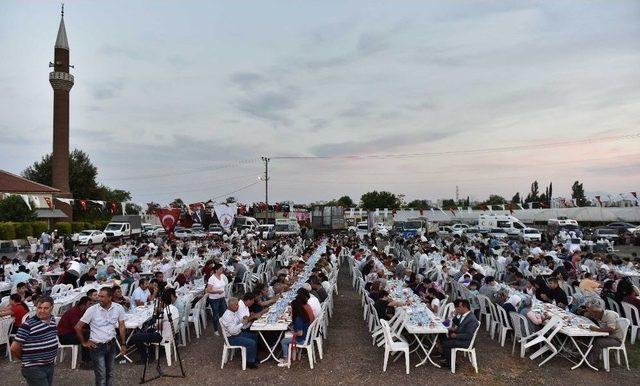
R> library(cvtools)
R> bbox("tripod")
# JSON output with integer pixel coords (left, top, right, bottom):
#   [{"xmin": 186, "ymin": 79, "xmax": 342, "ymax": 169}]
[{"xmin": 139, "ymin": 297, "xmax": 186, "ymax": 384}]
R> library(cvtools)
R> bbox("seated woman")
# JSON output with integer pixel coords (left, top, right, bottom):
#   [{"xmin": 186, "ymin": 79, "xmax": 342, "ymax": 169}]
[
  {"xmin": 424, "ymin": 288, "xmax": 445, "ymax": 315},
  {"xmin": 0, "ymin": 294, "xmax": 30, "ymax": 333},
  {"xmin": 278, "ymin": 295, "xmax": 312, "ymax": 367},
  {"xmin": 374, "ymin": 290, "xmax": 405, "ymax": 320}
]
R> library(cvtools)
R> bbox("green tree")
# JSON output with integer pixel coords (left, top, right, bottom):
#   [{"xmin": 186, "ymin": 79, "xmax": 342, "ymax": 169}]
[
  {"xmin": 22, "ymin": 149, "xmax": 99, "ymax": 199},
  {"xmin": 0, "ymin": 195, "xmax": 36, "ymax": 222},
  {"xmin": 170, "ymin": 198, "xmax": 185, "ymax": 208},
  {"xmin": 525, "ymin": 180, "xmax": 540, "ymax": 203},
  {"xmin": 225, "ymin": 196, "xmax": 236, "ymax": 204},
  {"xmin": 146, "ymin": 202, "xmax": 161, "ymax": 215},
  {"xmin": 571, "ymin": 181, "xmax": 589, "ymax": 207},
  {"xmin": 406, "ymin": 199, "xmax": 431, "ymax": 210},
  {"xmin": 441, "ymin": 199, "xmax": 456, "ymax": 210},
  {"xmin": 360, "ymin": 191, "xmax": 400, "ymax": 210},
  {"xmin": 336, "ymin": 195, "xmax": 354, "ymax": 207},
  {"xmin": 511, "ymin": 192, "xmax": 521, "ymax": 204},
  {"xmin": 485, "ymin": 195, "xmax": 506, "ymax": 206}
]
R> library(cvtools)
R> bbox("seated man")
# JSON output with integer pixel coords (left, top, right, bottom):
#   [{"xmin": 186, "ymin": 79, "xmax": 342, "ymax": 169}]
[
  {"xmin": 131, "ymin": 279, "xmax": 152, "ymax": 306},
  {"xmin": 79, "ymin": 268, "xmax": 97, "ymax": 286},
  {"xmin": 219, "ymin": 297, "xmax": 259, "ymax": 369},
  {"xmin": 438, "ymin": 299, "xmax": 480, "ymax": 367},
  {"xmin": 541, "ymin": 278, "xmax": 569, "ymax": 309},
  {"xmin": 585, "ymin": 302, "xmax": 625, "ymax": 366},
  {"xmin": 57, "ymin": 296, "xmax": 91, "ymax": 364}
]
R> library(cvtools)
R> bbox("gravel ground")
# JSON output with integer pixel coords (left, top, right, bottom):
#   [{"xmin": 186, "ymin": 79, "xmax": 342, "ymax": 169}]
[{"xmin": 2, "ymin": 265, "xmax": 639, "ymax": 385}]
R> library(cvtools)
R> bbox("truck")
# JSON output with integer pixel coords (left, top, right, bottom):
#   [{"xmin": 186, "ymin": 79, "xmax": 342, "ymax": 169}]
[
  {"xmin": 477, "ymin": 214, "xmax": 526, "ymax": 237},
  {"xmin": 546, "ymin": 217, "xmax": 582, "ymax": 239},
  {"xmin": 103, "ymin": 215, "xmax": 143, "ymax": 240},
  {"xmin": 274, "ymin": 218, "xmax": 301, "ymax": 236},
  {"xmin": 311, "ymin": 206, "xmax": 346, "ymax": 233},
  {"xmin": 402, "ymin": 217, "xmax": 438, "ymax": 239},
  {"xmin": 234, "ymin": 216, "xmax": 260, "ymax": 231}
]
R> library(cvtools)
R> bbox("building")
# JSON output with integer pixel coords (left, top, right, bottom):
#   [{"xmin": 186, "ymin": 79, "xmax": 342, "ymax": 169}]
[
  {"xmin": 49, "ymin": 6, "xmax": 74, "ymax": 218},
  {"xmin": 0, "ymin": 170, "xmax": 69, "ymax": 225}
]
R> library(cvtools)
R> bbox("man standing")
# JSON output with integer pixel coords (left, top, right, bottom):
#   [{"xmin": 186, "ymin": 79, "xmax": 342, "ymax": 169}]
[
  {"xmin": 11, "ymin": 296, "xmax": 58, "ymax": 386},
  {"xmin": 438, "ymin": 299, "xmax": 480, "ymax": 368},
  {"xmin": 219, "ymin": 297, "xmax": 259, "ymax": 368},
  {"xmin": 75, "ymin": 288, "xmax": 127, "ymax": 386}
]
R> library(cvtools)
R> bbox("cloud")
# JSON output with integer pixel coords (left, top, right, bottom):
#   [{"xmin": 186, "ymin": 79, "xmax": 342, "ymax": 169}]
[
  {"xmin": 229, "ymin": 72, "xmax": 267, "ymax": 91},
  {"xmin": 309, "ymin": 128, "xmax": 462, "ymax": 157},
  {"xmin": 90, "ymin": 79, "xmax": 125, "ymax": 100},
  {"xmin": 235, "ymin": 89, "xmax": 298, "ymax": 126}
]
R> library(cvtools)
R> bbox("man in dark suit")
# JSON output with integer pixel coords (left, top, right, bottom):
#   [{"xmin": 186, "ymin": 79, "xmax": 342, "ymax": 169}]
[{"xmin": 438, "ymin": 299, "xmax": 480, "ymax": 367}]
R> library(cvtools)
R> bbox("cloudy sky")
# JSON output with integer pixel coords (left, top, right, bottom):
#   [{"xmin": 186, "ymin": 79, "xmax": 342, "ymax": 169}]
[{"xmin": 1, "ymin": 0, "xmax": 639, "ymax": 206}]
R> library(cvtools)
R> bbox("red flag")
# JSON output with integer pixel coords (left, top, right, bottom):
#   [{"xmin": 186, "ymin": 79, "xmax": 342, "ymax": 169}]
[
  {"xmin": 44, "ymin": 197, "xmax": 52, "ymax": 209},
  {"xmin": 283, "ymin": 211, "xmax": 289, "ymax": 218},
  {"xmin": 110, "ymin": 202, "xmax": 118, "ymax": 213},
  {"xmin": 156, "ymin": 208, "xmax": 182, "ymax": 234},
  {"xmin": 632, "ymin": 192, "xmax": 637, "ymax": 199},
  {"xmin": 80, "ymin": 200, "xmax": 88, "ymax": 211},
  {"xmin": 449, "ymin": 208, "xmax": 456, "ymax": 216},
  {"xmin": 561, "ymin": 199, "xmax": 568, "ymax": 208},
  {"xmin": 419, "ymin": 208, "xmax": 424, "ymax": 216},
  {"xmin": 507, "ymin": 203, "xmax": 514, "ymax": 214},
  {"xmin": 595, "ymin": 196, "xmax": 602, "ymax": 206},
  {"xmin": 540, "ymin": 201, "xmax": 549, "ymax": 208}
]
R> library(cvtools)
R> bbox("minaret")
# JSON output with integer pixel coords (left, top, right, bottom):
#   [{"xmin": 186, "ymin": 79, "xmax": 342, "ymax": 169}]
[{"xmin": 49, "ymin": 5, "xmax": 74, "ymax": 198}]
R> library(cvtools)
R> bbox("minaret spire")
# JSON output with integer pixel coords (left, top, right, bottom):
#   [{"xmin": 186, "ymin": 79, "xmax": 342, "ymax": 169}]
[{"xmin": 55, "ymin": 4, "xmax": 69, "ymax": 50}]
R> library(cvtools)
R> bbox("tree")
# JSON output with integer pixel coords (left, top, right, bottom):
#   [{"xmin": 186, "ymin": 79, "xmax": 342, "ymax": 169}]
[
  {"xmin": 511, "ymin": 192, "xmax": 521, "ymax": 204},
  {"xmin": 571, "ymin": 181, "xmax": 589, "ymax": 207},
  {"xmin": 146, "ymin": 202, "xmax": 161, "ymax": 215},
  {"xmin": 406, "ymin": 199, "xmax": 431, "ymax": 210},
  {"xmin": 23, "ymin": 149, "xmax": 99, "ymax": 199},
  {"xmin": 360, "ymin": 191, "xmax": 401, "ymax": 210},
  {"xmin": 225, "ymin": 196, "xmax": 236, "ymax": 204},
  {"xmin": 485, "ymin": 195, "xmax": 506, "ymax": 206},
  {"xmin": 441, "ymin": 199, "xmax": 456, "ymax": 210},
  {"xmin": 525, "ymin": 180, "xmax": 540, "ymax": 203},
  {"xmin": 170, "ymin": 198, "xmax": 184, "ymax": 208},
  {"xmin": 0, "ymin": 195, "xmax": 36, "ymax": 222},
  {"xmin": 336, "ymin": 195, "xmax": 354, "ymax": 207}
]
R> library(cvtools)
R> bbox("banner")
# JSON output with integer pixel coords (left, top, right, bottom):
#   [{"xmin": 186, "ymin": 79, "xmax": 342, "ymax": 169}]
[
  {"xmin": 156, "ymin": 208, "xmax": 182, "ymax": 234},
  {"xmin": 20, "ymin": 194, "xmax": 31, "ymax": 209},
  {"xmin": 214, "ymin": 203, "xmax": 238, "ymax": 231},
  {"xmin": 294, "ymin": 211, "xmax": 310, "ymax": 222},
  {"xmin": 56, "ymin": 198, "xmax": 74, "ymax": 205},
  {"xmin": 31, "ymin": 195, "xmax": 42, "ymax": 208},
  {"xmin": 367, "ymin": 211, "xmax": 376, "ymax": 230}
]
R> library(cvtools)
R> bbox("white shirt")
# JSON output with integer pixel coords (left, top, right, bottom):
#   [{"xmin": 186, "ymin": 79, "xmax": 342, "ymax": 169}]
[
  {"xmin": 159, "ymin": 304, "xmax": 180, "ymax": 341},
  {"xmin": 207, "ymin": 274, "xmax": 226, "ymax": 300},
  {"xmin": 237, "ymin": 300, "xmax": 251, "ymax": 329},
  {"xmin": 80, "ymin": 302, "xmax": 126, "ymax": 343},
  {"xmin": 308, "ymin": 294, "xmax": 322, "ymax": 318},
  {"xmin": 219, "ymin": 309, "xmax": 242, "ymax": 337},
  {"xmin": 131, "ymin": 287, "xmax": 151, "ymax": 305}
]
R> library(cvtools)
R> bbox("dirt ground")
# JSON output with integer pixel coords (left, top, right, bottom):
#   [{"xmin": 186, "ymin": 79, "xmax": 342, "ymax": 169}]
[{"xmin": 1, "ymin": 265, "xmax": 639, "ymax": 386}]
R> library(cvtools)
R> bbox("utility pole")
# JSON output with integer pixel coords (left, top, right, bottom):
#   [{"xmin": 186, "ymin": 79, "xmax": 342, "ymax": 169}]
[{"xmin": 261, "ymin": 156, "xmax": 270, "ymax": 206}]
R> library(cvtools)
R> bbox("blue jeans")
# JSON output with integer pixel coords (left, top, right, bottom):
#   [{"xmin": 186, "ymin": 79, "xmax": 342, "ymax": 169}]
[
  {"xmin": 208, "ymin": 297, "xmax": 227, "ymax": 332},
  {"xmin": 21, "ymin": 365, "xmax": 54, "ymax": 386},
  {"xmin": 89, "ymin": 341, "xmax": 117, "ymax": 386},
  {"xmin": 228, "ymin": 331, "xmax": 258, "ymax": 363}
]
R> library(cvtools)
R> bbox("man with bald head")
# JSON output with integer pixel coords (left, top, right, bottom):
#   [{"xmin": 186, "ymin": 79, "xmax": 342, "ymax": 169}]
[
  {"xmin": 585, "ymin": 302, "xmax": 624, "ymax": 367},
  {"xmin": 219, "ymin": 297, "xmax": 259, "ymax": 369}
]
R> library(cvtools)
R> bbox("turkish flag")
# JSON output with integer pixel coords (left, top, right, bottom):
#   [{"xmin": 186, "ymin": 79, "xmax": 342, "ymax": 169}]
[
  {"xmin": 80, "ymin": 200, "xmax": 88, "ymax": 211},
  {"xmin": 157, "ymin": 208, "xmax": 181, "ymax": 234},
  {"xmin": 44, "ymin": 197, "xmax": 52, "ymax": 209},
  {"xmin": 283, "ymin": 211, "xmax": 289, "ymax": 218}
]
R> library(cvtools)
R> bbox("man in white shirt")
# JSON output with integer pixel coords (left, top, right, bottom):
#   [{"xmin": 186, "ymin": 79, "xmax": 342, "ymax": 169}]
[
  {"xmin": 301, "ymin": 284, "xmax": 321, "ymax": 318},
  {"xmin": 237, "ymin": 293, "xmax": 265, "ymax": 329},
  {"xmin": 75, "ymin": 288, "xmax": 126, "ymax": 386},
  {"xmin": 131, "ymin": 279, "xmax": 152, "ymax": 306},
  {"xmin": 219, "ymin": 297, "xmax": 259, "ymax": 368}
]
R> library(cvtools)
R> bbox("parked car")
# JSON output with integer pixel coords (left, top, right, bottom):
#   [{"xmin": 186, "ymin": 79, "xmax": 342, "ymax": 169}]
[
  {"xmin": 592, "ymin": 228, "xmax": 619, "ymax": 243},
  {"xmin": 174, "ymin": 229, "xmax": 194, "ymax": 240},
  {"xmin": 488, "ymin": 228, "xmax": 509, "ymax": 239},
  {"xmin": 606, "ymin": 222, "xmax": 637, "ymax": 234},
  {"xmin": 77, "ymin": 230, "xmax": 106, "ymax": 245},
  {"xmin": 207, "ymin": 224, "xmax": 225, "ymax": 237},
  {"xmin": 520, "ymin": 228, "xmax": 542, "ymax": 242},
  {"xmin": 437, "ymin": 226, "xmax": 454, "ymax": 236},
  {"xmin": 257, "ymin": 224, "xmax": 275, "ymax": 239},
  {"xmin": 144, "ymin": 225, "xmax": 165, "ymax": 237}
]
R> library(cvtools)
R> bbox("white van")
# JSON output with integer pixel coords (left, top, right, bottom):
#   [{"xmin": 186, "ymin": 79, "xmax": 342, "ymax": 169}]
[
  {"xmin": 274, "ymin": 218, "xmax": 301, "ymax": 236},
  {"xmin": 234, "ymin": 216, "xmax": 260, "ymax": 230},
  {"xmin": 478, "ymin": 214, "xmax": 526, "ymax": 237}
]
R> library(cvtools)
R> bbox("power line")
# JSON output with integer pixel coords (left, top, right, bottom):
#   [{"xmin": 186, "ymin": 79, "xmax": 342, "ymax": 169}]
[
  {"xmin": 210, "ymin": 180, "xmax": 262, "ymax": 201},
  {"xmin": 101, "ymin": 158, "xmax": 260, "ymax": 181},
  {"xmin": 270, "ymin": 133, "xmax": 640, "ymax": 160}
]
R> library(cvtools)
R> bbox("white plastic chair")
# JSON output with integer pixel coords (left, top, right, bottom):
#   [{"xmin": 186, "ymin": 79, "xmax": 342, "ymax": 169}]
[
  {"xmin": 220, "ymin": 327, "xmax": 246, "ymax": 370},
  {"xmin": 380, "ymin": 319, "xmax": 410, "ymax": 374},
  {"xmin": 509, "ymin": 312, "xmax": 531, "ymax": 358},
  {"xmin": 57, "ymin": 336, "xmax": 79, "ymax": 369},
  {"xmin": 476, "ymin": 294, "xmax": 493, "ymax": 332},
  {"xmin": 603, "ymin": 317, "xmax": 631, "ymax": 371},
  {"xmin": 621, "ymin": 302, "xmax": 639, "ymax": 344},
  {"xmin": 451, "ymin": 322, "xmax": 481, "ymax": 373},
  {"xmin": 438, "ymin": 302, "xmax": 455, "ymax": 320},
  {"xmin": 523, "ymin": 316, "xmax": 564, "ymax": 366},
  {"xmin": 496, "ymin": 306, "xmax": 513, "ymax": 347},
  {"xmin": 287, "ymin": 318, "xmax": 320, "ymax": 369},
  {"xmin": 188, "ymin": 298, "xmax": 203, "ymax": 338},
  {"xmin": 606, "ymin": 298, "xmax": 622, "ymax": 315}
]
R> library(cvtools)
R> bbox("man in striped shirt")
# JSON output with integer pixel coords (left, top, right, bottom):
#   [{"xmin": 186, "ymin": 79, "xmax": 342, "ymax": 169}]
[{"xmin": 11, "ymin": 296, "xmax": 59, "ymax": 386}]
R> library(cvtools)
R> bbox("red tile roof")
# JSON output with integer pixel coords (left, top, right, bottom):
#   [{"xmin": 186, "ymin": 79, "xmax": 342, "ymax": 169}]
[{"xmin": 0, "ymin": 169, "xmax": 60, "ymax": 193}]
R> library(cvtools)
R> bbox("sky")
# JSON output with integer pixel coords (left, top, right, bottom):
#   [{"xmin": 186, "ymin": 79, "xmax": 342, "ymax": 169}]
[{"xmin": 1, "ymin": 0, "xmax": 639, "ymax": 206}]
